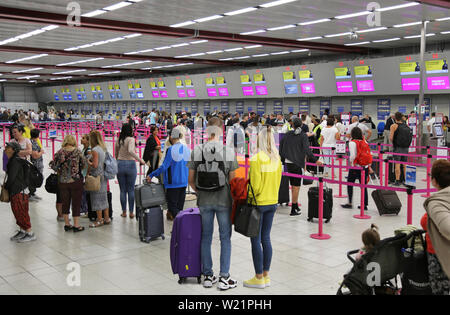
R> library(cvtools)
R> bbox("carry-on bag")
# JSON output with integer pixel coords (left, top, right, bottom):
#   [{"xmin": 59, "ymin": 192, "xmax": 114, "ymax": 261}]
[
  {"xmin": 307, "ymin": 168, "xmax": 333, "ymax": 223},
  {"xmin": 371, "ymin": 189, "xmax": 401, "ymax": 216},
  {"xmin": 234, "ymin": 181, "xmax": 261, "ymax": 238},
  {"xmin": 278, "ymin": 172, "xmax": 290, "ymax": 205},
  {"xmin": 135, "ymin": 182, "xmax": 166, "ymax": 209},
  {"xmin": 137, "ymin": 206, "xmax": 165, "ymax": 243},
  {"xmin": 170, "ymin": 208, "xmax": 202, "ymax": 284}
]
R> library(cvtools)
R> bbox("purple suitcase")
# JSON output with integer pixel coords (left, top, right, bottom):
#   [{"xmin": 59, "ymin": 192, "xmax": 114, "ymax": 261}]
[{"xmin": 170, "ymin": 208, "xmax": 202, "ymax": 284}]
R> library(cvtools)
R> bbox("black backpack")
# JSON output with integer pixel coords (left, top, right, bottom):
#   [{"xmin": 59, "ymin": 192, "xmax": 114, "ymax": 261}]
[
  {"xmin": 22, "ymin": 159, "xmax": 44, "ymax": 190},
  {"xmin": 394, "ymin": 123, "xmax": 413, "ymax": 148}
]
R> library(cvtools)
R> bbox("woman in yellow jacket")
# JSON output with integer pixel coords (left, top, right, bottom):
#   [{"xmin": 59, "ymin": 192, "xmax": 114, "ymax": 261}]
[{"xmin": 243, "ymin": 126, "xmax": 282, "ymax": 289}]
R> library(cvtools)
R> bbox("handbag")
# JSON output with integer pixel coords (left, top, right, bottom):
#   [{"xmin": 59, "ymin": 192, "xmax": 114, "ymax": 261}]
[
  {"xmin": 234, "ymin": 181, "xmax": 261, "ymax": 238},
  {"xmin": 45, "ymin": 173, "xmax": 59, "ymax": 194},
  {"xmin": 0, "ymin": 175, "xmax": 9, "ymax": 203},
  {"xmin": 84, "ymin": 166, "xmax": 101, "ymax": 192}
]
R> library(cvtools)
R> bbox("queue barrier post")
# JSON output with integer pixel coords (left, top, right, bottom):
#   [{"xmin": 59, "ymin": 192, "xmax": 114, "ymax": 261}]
[
  {"xmin": 379, "ymin": 151, "xmax": 384, "ymax": 187},
  {"xmin": 407, "ymin": 188, "xmax": 413, "ymax": 225},
  {"xmin": 334, "ymin": 156, "xmax": 347, "ymax": 198},
  {"xmin": 331, "ymin": 147, "xmax": 335, "ymax": 181},
  {"xmin": 421, "ymin": 154, "xmax": 432, "ymax": 198},
  {"xmin": 310, "ymin": 177, "xmax": 331, "ymax": 240},
  {"xmin": 2, "ymin": 125, "xmax": 5, "ymax": 147},
  {"xmin": 384, "ymin": 158, "xmax": 389, "ymax": 187},
  {"xmin": 353, "ymin": 168, "xmax": 371, "ymax": 220},
  {"xmin": 422, "ymin": 146, "xmax": 430, "ymax": 182},
  {"xmin": 139, "ymin": 141, "xmax": 142, "ymax": 179},
  {"xmin": 51, "ymin": 138, "xmax": 55, "ymax": 160}
]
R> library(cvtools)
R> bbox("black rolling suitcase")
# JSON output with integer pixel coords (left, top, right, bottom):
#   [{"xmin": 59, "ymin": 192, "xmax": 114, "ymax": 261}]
[
  {"xmin": 88, "ymin": 191, "xmax": 113, "ymax": 222},
  {"xmin": 307, "ymin": 186, "xmax": 333, "ymax": 223},
  {"xmin": 371, "ymin": 190, "xmax": 401, "ymax": 216},
  {"xmin": 388, "ymin": 159, "xmax": 405, "ymax": 183},
  {"xmin": 137, "ymin": 206, "xmax": 165, "ymax": 243},
  {"xmin": 278, "ymin": 166, "xmax": 290, "ymax": 205}
]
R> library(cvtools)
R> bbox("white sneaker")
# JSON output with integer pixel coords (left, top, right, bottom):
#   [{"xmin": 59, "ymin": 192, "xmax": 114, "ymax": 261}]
[
  {"xmin": 203, "ymin": 275, "xmax": 218, "ymax": 288},
  {"xmin": 218, "ymin": 276, "xmax": 237, "ymax": 291},
  {"xmin": 17, "ymin": 232, "xmax": 37, "ymax": 243},
  {"xmin": 10, "ymin": 230, "xmax": 26, "ymax": 241}
]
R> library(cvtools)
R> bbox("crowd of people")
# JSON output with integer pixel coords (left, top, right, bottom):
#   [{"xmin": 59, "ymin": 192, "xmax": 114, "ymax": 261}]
[{"xmin": 1, "ymin": 107, "xmax": 449, "ymax": 294}]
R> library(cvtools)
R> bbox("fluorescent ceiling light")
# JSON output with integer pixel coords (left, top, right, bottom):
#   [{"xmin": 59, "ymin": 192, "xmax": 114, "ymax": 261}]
[
  {"xmin": 357, "ymin": 27, "xmax": 387, "ymax": 33},
  {"xmin": 17, "ymin": 75, "xmax": 40, "ymax": 80},
  {"xmin": 174, "ymin": 55, "xmax": 190, "ymax": 58},
  {"xmin": 234, "ymin": 56, "xmax": 250, "ymax": 59},
  {"xmin": 124, "ymin": 33, "xmax": 142, "ymax": 39},
  {"xmin": 171, "ymin": 43, "xmax": 190, "ymax": 48},
  {"xmin": 298, "ymin": 18, "xmax": 331, "ymax": 26},
  {"xmin": 128, "ymin": 0, "xmax": 145, "ymax": 2},
  {"xmin": 189, "ymin": 53, "xmax": 206, "ymax": 57},
  {"xmin": 219, "ymin": 58, "xmax": 234, "ymax": 61},
  {"xmin": 50, "ymin": 77, "xmax": 72, "ymax": 80},
  {"xmin": 377, "ymin": 2, "xmax": 420, "ymax": 12},
  {"xmin": 0, "ymin": 38, "xmax": 19, "ymax": 45},
  {"xmin": 190, "ymin": 40, "xmax": 208, "ymax": 44},
  {"xmin": 335, "ymin": 11, "xmax": 370, "ymax": 20},
  {"xmin": 0, "ymin": 79, "xmax": 6, "ymax": 82},
  {"xmin": 206, "ymin": 50, "xmax": 224, "ymax": 54},
  {"xmin": 441, "ymin": 31, "xmax": 450, "ymax": 34},
  {"xmin": 52, "ymin": 70, "xmax": 87, "ymax": 75},
  {"xmin": 345, "ymin": 41, "xmax": 370, "ymax": 46},
  {"xmin": 404, "ymin": 33, "xmax": 435, "ymax": 39},
  {"xmin": 324, "ymin": 32, "xmax": 352, "ymax": 38},
  {"xmin": 436, "ymin": 17, "xmax": 450, "ymax": 22},
  {"xmin": 12, "ymin": 68, "xmax": 44, "ymax": 73},
  {"xmin": 103, "ymin": 2, "xmax": 133, "ymax": 11},
  {"xmin": 170, "ymin": 21, "xmax": 196, "ymax": 28},
  {"xmin": 245, "ymin": 45, "xmax": 262, "ymax": 49},
  {"xmin": 16, "ymin": 29, "xmax": 46, "ymax": 39},
  {"xmin": 154, "ymin": 46, "xmax": 171, "ymax": 50},
  {"xmin": 137, "ymin": 49, "xmax": 155, "ymax": 53},
  {"xmin": 267, "ymin": 25, "xmax": 296, "ymax": 31},
  {"xmin": 88, "ymin": 71, "xmax": 121, "ymax": 76},
  {"xmin": 106, "ymin": 37, "xmax": 125, "ymax": 43},
  {"xmin": 82, "ymin": 10, "xmax": 106, "ymax": 17},
  {"xmin": 393, "ymin": 21, "xmax": 423, "ymax": 28},
  {"xmin": 240, "ymin": 30, "xmax": 266, "ymax": 35},
  {"xmin": 56, "ymin": 58, "xmax": 104, "ymax": 66},
  {"xmin": 6, "ymin": 54, "xmax": 48, "ymax": 64},
  {"xmin": 373, "ymin": 37, "xmax": 401, "ymax": 43},
  {"xmin": 225, "ymin": 47, "xmax": 243, "ymax": 52},
  {"xmin": 224, "ymin": 7, "xmax": 258, "ymax": 16},
  {"xmin": 291, "ymin": 49, "xmax": 309, "ymax": 53},
  {"xmin": 260, "ymin": 0, "xmax": 297, "ymax": 8},
  {"xmin": 271, "ymin": 51, "xmax": 290, "ymax": 55},
  {"xmin": 297, "ymin": 36, "xmax": 322, "ymax": 41},
  {"xmin": 42, "ymin": 25, "xmax": 59, "ymax": 31},
  {"xmin": 195, "ymin": 15, "xmax": 223, "ymax": 23}
]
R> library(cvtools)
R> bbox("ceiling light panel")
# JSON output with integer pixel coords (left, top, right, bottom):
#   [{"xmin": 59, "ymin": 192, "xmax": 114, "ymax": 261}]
[
  {"xmin": 6, "ymin": 54, "xmax": 48, "ymax": 64},
  {"xmin": 267, "ymin": 25, "xmax": 296, "ymax": 31},
  {"xmin": 240, "ymin": 30, "xmax": 266, "ymax": 35},
  {"xmin": 357, "ymin": 27, "xmax": 387, "ymax": 33},
  {"xmin": 81, "ymin": 10, "xmax": 107, "ymax": 17},
  {"xmin": 335, "ymin": 11, "xmax": 370, "ymax": 19},
  {"xmin": 194, "ymin": 15, "xmax": 223, "ymax": 23},
  {"xmin": 373, "ymin": 37, "xmax": 401, "ymax": 43},
  {"xmin": 224, "ymin": 7, "xmax": 258, "ymax": 16},
  {"xmin": 393, "ymin": 21, "xmax": 423, "ymax": 28},
  {"xmin": 259, "ymin": 0, "xmax": 297, "ymax": 8},
  {"xmin": 298, "ymin": 19, "xmax": 331, "ymax": 26},
  {"xmin": 170, "ymin": 21, "xmax": 196, "ymax": 28},
  {"xmin": 12, "ymin": 68, "xmax": 44, "ymax": 73},
  {"xmin": 324, "ymin": 32, "xmax": 352, "ymax": 38},
  {"xmin": 56, "ymin": 58, "xmax": 104, "ymax": 66},
  {"xmin": 377, "ymin": 3, "xmax": 420, "ymax": 12},
  {"xmin": 344, "ymin": 41, "xmax": 370, "ymax": 46},
  {"xmin": 103, "ymin": 2, "xmax": 133, "ymax": 11},
  {"xmin": 52, "ymin": 70, "xmax": 87, "ymax": 75},
  {"xmin": 297, "ymin": 36, "xmax": 323, "ymax": 41}
]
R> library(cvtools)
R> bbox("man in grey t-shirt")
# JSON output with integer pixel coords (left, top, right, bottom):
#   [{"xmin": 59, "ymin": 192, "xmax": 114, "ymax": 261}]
[{"xmin": 188, "ymin": 117, "xmax": 239, "ymax": 291}]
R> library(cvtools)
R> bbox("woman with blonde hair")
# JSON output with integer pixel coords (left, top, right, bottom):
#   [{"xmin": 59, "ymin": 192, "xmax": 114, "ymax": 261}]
[
  {"xmin": 50, "ymin": 135, "xmax": 86, "ymax": 232},
  {"xmin": 243, "ymin": 126, "xmax": 282, "ymax": 289},
  {"xmin": 87, "ymin": 130, "xmax": 110, "ymax": 227}
]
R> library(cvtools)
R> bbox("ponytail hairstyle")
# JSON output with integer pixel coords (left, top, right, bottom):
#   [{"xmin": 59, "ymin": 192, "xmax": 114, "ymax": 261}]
[
  {"xmin": 119, "ymin": 123, "xmax": 133, "ymax": 146},
  {"xmin": 362, "ymin": 224, "xmax": 380, "ymax": 252}
]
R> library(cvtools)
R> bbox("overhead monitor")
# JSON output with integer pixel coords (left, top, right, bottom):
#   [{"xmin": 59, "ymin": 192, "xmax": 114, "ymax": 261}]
[
  {"xmin": 254, "ymin": 73, "xmax": 265, "ymax": 84},
  {"xmin": 427, "ymin": 76, "xmax": 450, "ymax": 90},
  {"xmin": 255, "ymin": 86, "xmax": 268, "ymax": 95},
  {"xmin": 187, "ymin": 89, "xmax": 196, "ymax": 97},
  {"xmin": 242, "ymin": 86, "xmax": 254, "ymax": 96},
  {"xmin": 400, "ymin": 62, "xmax": 420, "ymax": 75},
  {"xmin": 218, "ymin": 87, "xmax": 229, "ymax": 96},
  {"xmin": 354, "ymin": 65, "xmax": 373, "ymax": 78},
  {"xmin": 185, "ymin": 79, "xmax": 193, "ymax": 87},
  {"xmin": 283, "ymin": 71, "xmax": 296, "ymax": 82},
  {"xmin": 335, "ymin": 67, "xmax": 351, "ymax": 79},
  {"xmin": 240, "ymin": 74, "xmax": 251, "ymax": 85},
  {"xmin": 356, "ymin": 80, "xmax": 375, "ymax": 92},
  {"xmin": 176, "ymin": 79, "xmax": 184, "ymax": 88},
  {"xmin": 207, "ymin": 88, "xmax": 217, "ymax": 97},
  {"xmin": 299, "ymin": 70, "xmax": 313, "ymax": 81},
  {"xmin": 426, "ymin": 59, "xmax": 448, "ymax": 74},
  {"xmin": 177, "ymin": 90, "xmax": 186, "ymax": 98},
  {"xmin": 205, "ymin": 77, "xmax": 215, "ymax": 86},
  {"xmin": 401, "ymin": 77, "xmax": 420, "ymax": 91},
  {"xmin": 216, "ymin": 77, "xmax": 226, "ymax": 86},
  {"xmin": 152, "ymin": 91, "xmax": 160, "ymax": 98},
  {"xmin": 284, "ymin": 84, "xmax": 298, "ymax": 94},
  {"xmin": 160, "ymin": 90, "xmax": 168, "ymax": 98},
  {"xmin": 301, "ymin": 83, "xmax": 316, "ymax": 94},
  {"xmin": 336, "ymin": 81, "xmax": 354, "ymax": 93}
]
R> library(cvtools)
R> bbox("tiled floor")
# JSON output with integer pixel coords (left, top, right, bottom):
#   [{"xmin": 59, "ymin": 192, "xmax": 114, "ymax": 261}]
[{"xmin": 0, "ymin": 140, "xmax": 430, "ymax": 295}]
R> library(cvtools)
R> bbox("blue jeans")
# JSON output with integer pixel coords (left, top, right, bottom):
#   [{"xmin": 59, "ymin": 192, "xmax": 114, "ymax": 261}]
[
  {"xmin": 117, "ymin": 160, "xmax": 137, "ymax": 213},
  {"xmin": 199, "ymin": 206, "xmax": 232, "ymax": 278},
  {"xmin": 250, "ymin": 205, "xmax": 277, "ymax": 275}
]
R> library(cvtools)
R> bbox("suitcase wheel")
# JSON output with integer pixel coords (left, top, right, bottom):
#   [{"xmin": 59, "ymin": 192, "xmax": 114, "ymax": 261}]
[
  {"xmin": 178, "ymin": 277, "xmax": 185, "ymax": 285},
  {"xmin": 307, "ymin": 217, "xmax": 313, "ymax": 222},
  {"xmin": 197, "ymin": 277, "xmax": 202, "ymax": 284},
  {"xmin": 161, "ymin": 234, "xmax": 165, "ymax": 240},
  {"xmin": 325, "ymin": 219, "xmax": 331, "ymax": 223}
]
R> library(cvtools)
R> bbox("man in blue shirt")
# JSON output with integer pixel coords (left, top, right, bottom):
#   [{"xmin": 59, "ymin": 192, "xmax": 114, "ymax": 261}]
[
  {"xmin": 147, "ymin": 128, "xmax": 189, "ymax": 218},
  {"xmin": 149, "ymin": 109, "xmax": 157, "ymax": 126}
]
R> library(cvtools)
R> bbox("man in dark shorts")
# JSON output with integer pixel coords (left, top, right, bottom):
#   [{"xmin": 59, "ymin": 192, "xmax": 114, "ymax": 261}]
[
  {"xmin": 280, "ymin": 118, "xmax": 323, "ymax": 216},
  {"xmin": 390, "ymin": 112, "xmax": 412, "ymax": 186}
]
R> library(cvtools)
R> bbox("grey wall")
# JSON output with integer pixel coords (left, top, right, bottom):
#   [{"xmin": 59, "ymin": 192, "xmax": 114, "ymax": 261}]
[{"xmin": 4, "ymin": 84, "xmax": 38, "ymax": 103}]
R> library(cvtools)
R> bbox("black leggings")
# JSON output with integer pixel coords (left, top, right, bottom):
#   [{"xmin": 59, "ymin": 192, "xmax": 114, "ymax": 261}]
[
  {"xmin": 166, "ymin": 187, "xmax": 186, "ymax": 218},
  {"xmin": 347, "ymin": 168, "xmax": 369, "ymax": 207}
]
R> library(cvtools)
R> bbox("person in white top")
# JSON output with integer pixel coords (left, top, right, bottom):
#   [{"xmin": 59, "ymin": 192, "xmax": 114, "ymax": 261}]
[
  {"xmin": 226, "ymin": 118, "xmax": 246, "ymax": 155},
  {"xmin": 335, "ymin": 116, "xmax": 346, "ymax": 136},
  {"xmin": 346, "ymin": 116, "xmax": 372, "ymax": 140},
  {"xmin": 427, "ymin": 112, "xmax": 436, "ymax": 135},
  {"xmin": 320, "ymin": 118, "xmax": 340, "ymax": 177}
]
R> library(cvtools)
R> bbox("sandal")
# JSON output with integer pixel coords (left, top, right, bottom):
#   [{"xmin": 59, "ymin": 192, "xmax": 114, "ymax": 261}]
[
  {"xmin": 64, "ymin": 225, "xmax": 73, "ymax": 232},
  {"xmin": 129, "ymin": 213, "xmax": 135, "ymax": 219},
  {"xmin": 89, "ymin": 220, "xmax": 104, "ymax": 228},
  {"xmin": 341, "ymin": 204, "xmax": 353, "ymax": 209},
  {"xmin": 121, "ymin": 212, "xmax": 127, "ymax": 218},
  {"xmin": 73, "ymin": 226, "xmax": 85, "ymax": 233},
  {"xmin": 104, "ymin": 218, "xmax": 112, "ymax": 225}
]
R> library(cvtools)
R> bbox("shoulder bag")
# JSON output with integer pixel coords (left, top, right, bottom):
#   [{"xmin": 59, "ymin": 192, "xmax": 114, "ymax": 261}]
[
  {"xmin": 234, "ymin": 180, "xmax": 261, "ymax": 238},
  {"xmin": 0, "ymin": 175, "xmax": 9, "ymax": 203},
  {"xmin": 84, "ymin": 165, "xmax": 101, "ymax": 192}
]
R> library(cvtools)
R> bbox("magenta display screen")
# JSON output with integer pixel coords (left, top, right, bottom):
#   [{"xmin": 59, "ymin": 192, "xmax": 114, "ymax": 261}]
[
  {"xmin": 187, "ymin": 89, "xmax": 196, "ymax": 97},
  {"xmin": 401, "ymin": 78, "xmax": 420, "ymax": 91},
  {"xmin": 177, "ymin": 90, "xmax": 186, "ymax": 98},
  {"xmin": 427, "ymin": 76, "xmax": 450, "ymax": 90},
  {"xmin": 160, "ymin": 91, "xmax": 168, "ymax": 98},
  {"xmin": 336, "ymin": 81, "xmax": 354, "ymax": 93},
  {"xmin": 218, "ymin": 87, "xmax": 229, "ymax": 97},
  {"xmin": 207, "ymin": 88, "xmax": 217, "ymax": 97},
  {"xmin": 356, "ymin": 80, "xmax": 375, "ymax": 92},
  {"xmin": 255, "ymin": 86, "xmax": 268, "ymax": 95},
  {"xmin": 242, "ymin": 86, "xmax": 254, "ymax": 96},
  {"xmin": 152, "ymin": 91, "xmax": 160, "ymax": 98},
  {"xmin": 301, "ymin": 83, "xmax": 316, "ymax": 94}
]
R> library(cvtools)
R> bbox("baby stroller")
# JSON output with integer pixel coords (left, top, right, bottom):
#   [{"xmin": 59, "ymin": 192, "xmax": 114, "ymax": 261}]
[{"xmin": 337, "ymin": 232, "xmax": 410, "ymax": 295}]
